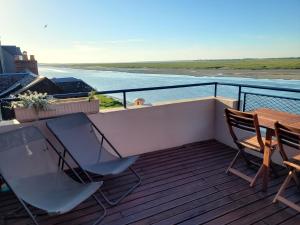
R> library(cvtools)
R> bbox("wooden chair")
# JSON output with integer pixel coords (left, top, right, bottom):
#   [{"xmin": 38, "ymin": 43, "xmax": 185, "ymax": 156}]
[
  {"xmin": 225, "ymin": 108, "xmax": 277, "ymax": 187},
  {"xmin": 273, "ymin": 122, "xmax": 300, "ymax": 212}
]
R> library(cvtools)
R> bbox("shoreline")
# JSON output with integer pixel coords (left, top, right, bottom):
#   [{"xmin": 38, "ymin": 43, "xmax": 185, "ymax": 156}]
[
  {"xmin": 92, "ymin": 67, "xmax": 300, "ymax": 80},
  {"xmin": 41, "ymin": 65, "xmax": 300, "ymax": 80}
]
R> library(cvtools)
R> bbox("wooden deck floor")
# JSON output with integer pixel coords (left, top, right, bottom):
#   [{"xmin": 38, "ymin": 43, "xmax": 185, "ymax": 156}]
[{"xmin": 1, "ymin": 140, "xmax": 299, "ymax": 225}]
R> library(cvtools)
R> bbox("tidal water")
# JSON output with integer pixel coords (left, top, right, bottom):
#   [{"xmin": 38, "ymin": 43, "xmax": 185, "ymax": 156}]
[{"xmin": 39, "ymin": 66, "xmax": 300, "ymax": 104}]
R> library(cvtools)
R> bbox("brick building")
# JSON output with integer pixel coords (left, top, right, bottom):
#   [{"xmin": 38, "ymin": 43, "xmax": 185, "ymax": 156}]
[{"xmin": 0, "ymin": 43, "xmax": 38, "ymax": 74}]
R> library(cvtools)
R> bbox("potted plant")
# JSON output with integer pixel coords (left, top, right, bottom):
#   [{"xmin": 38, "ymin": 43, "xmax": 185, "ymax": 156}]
[
  {"xmin": 12, "ymin": 91, "xmax": 100, "ymax": 122},
  {"xmin": 88, "ymin": 90, "xmax": 97, "ymax": 102}
]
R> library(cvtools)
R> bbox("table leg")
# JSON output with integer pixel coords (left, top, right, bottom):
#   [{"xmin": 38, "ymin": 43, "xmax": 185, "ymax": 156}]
[{"xmin": 262, "ymin": 128, "xmax": 273, "ymax": 191}]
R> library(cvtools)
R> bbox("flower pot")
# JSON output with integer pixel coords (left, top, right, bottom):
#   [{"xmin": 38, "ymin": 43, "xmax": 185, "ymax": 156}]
[{"xmin": 14, "ymin": 98, "xmax": 99, "ymax": 122}]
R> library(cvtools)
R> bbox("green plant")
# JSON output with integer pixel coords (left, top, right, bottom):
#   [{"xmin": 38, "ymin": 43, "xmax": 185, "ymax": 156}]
[
  {"xmin": 11, "ymin": 91, "xmax": 53, "ymax": 113},
  {"xmin": 96, "ymin": 94, "xmax": 123, "ymax": 109},
  {"xmin": 88, "ymin": 90, "xmax": 97, "ymax": 102}
]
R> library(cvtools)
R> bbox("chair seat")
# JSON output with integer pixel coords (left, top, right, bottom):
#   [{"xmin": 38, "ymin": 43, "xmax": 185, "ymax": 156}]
[
  {"xmin": 284, "ymin": 154, "xmax": 300, "ymax": 171},
  {"xmin": 12, "ymin": 172, "xmax": 102, "ymax": 214},
  {"xmin": 238, "ymin": 136, "xmax": 277, "ymax": 152},
  {"xmin": 84, "ymin": 155, "xmax": 139, "ymax": 176},
  {"xmin": 292, "ymin": 154, "xmax": 300, "ymax": 163}
]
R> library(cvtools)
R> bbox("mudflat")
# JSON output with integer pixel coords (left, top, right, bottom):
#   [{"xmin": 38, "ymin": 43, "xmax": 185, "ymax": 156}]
[
  {"xmin": 85, "ymin": 68, "xmax": 300, "ymax": 80},
  {"xmin": 46, "ymin": 58, "xmax": 300, "ymax": 79}
]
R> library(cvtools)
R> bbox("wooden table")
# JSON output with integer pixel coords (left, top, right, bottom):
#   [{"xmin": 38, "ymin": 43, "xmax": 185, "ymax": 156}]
[{"xmin": 254, "ymin": 108, "xmax": 300, "ymax": 191}]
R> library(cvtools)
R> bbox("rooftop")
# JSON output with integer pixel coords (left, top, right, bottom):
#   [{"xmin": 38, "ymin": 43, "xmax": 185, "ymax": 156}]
[
  {"xmin": 0, "ymin": 140, "xmax": 299, "ymax": 225},
  {"xmin": 0, "ymin": 73, "xmax": 63, "ymax": 98},
  {"xmin": 51, "ymin": 77, "xmax": 95, "ymax": 93},
  {"xmin": 51, "ymin": 77, "xmax": 81, "ymax": 83},
  {"xmin": 0, "ymin": 73, "xmax": 36, "ymax": 97},
  {"xmin": 0, "ymin": 74, "xmax": 94, "ymax": 99},
  {"xmin": 0, "ymin": 73, "xmax": 32, "ymax": 93},
  {"xmin": 1, "ymin": 46, "xmax": 22, "ymax": 56}
]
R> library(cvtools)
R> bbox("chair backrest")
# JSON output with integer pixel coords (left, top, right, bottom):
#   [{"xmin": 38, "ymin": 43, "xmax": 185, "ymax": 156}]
[
  {"xmin": 0, "ymin": 126, "xmax": 59, "ymax": 186},
  {"xmin": 225, "ymin": 108, "xmax": 264, "ymax": 151},
  {"xmin": 275, "ymin": 121, "xmax": 300, "ymax": 161},
  {"xmin": 46, "ymin": 113, "xmax": 117, "ymax": 169}
]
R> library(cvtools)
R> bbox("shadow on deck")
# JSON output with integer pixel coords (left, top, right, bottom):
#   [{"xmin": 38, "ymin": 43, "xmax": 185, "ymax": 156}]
[{"xmin": 1, "ymin": 140, "xmax": 299, "ymax": 225}]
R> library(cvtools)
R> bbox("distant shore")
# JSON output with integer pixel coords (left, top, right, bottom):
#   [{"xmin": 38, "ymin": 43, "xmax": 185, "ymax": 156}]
[
  {"xmin": 42, "ymin": 65, "xmax": 300, "ymax": 80},
  {"xmin": 79, "ymin": 67, "xmax": 300, "ymax": 80},
  {"xmin": 44, "ymin": 58, "xmax": 300, "ymax": 80}
]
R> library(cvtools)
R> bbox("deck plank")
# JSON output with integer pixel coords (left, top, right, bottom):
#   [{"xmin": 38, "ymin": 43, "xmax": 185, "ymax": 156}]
[{"xmin": 0, "ymin": 140, "xmax": 299, "ymax": 225}]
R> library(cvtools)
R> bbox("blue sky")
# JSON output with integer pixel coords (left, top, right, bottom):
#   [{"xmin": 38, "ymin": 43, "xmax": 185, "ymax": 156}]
[{"xmin": 1, "ymin": 0, "xmax": 300, "ymax": 63}]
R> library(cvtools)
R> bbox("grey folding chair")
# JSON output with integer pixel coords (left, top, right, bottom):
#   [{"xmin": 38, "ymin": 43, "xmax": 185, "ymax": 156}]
[
  {"xmin": 0, "ymin": 126, "xmax": 106, "ymax": 225},
  {"xmin": 46, "ymin": 112, "xmax": 141, "ymax": 206}
]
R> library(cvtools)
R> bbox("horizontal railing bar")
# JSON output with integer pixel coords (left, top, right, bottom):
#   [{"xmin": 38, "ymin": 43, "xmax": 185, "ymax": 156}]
[
  {"xmin": 101, "ymin": 82, "xmax": 217, "ymax": 93},
  {"xmin": 242, "ymin": 91, "xmax": 300, "ymax": 101},
  {"xmin": 50, "ymin": 82, "xmax": 217, "ymax": 99},
  {"xmin": 217, "ymin": 82, "xmax": 300, "ymax": 93}
]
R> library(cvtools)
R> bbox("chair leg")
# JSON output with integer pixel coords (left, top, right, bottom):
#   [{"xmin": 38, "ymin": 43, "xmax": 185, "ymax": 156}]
[
  {"xmin": 273, "ymin": 170, "xmax": 293, "ymax": 204},
  {"xmin": 18, "ymin": 199, "xmax": 39, "ymax": 225},
  {"xmin": 91, "ymin": 195, "xmax": 106, "ymax": 225},
  {"xmin": 1, "ymin": 178, "xmax": 39, "ymax": 225},
  {"xmin": 226, "ymin": 150, "xmax": 255, "ymax": 184},
  {"xmin": 273, "ymin": 170, "xmax": 300, "ymax": 212},
  {"xmin": 227, "ymin": 149, "xmax": 265, "ymax": 187},
  {"xmin": 226, "ymin": 150, "xmax": 241, "ymax": 174},
  {"xmin": 100, "ymin": 167, "xmax": 141, "ymax": 206},
  {"xmin": 250, "ymin": 164, "xmax": 264, "ymax": 187}
]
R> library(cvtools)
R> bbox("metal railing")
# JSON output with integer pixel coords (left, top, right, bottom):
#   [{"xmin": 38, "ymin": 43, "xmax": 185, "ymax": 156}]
[
  {"xmin": 215, "ymin": 82, "xmax": 300, "ymax": 112},
  {"xmin": 242, "ymin": 92, "xmax": 300, "ymax": 114},
  {"xmin": 1, "ymin": 82, "xmax": 300, "ymax": 120},
  {"xmin": 52, "ymin": 82, "xmax": 217, "ymax": 108}
]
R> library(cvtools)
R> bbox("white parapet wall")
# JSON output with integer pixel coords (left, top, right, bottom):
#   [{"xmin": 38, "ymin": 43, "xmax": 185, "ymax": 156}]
[
  {"xmin": 214, "ymin": 97, "xmax": 238, "ymax": 148},
  {"xmin": 89, "ymin": 97, "xmax": 216, "ymax": 156},
  {"xmin": 1, "ymin": 96, "xmax": 297, "ymax": 165},
  {"xmin": 0, "ymin": 97, "xmax": 216, "ymax": 158}
]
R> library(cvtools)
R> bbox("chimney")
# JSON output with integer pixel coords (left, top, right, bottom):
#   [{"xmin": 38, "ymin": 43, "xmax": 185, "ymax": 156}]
[
  {"xmin": 15, "ymin": 51, "xmax": 39, "ymax": 75},
  {"xmin": 22, "ymin": 51, "xmax": 28, "ymax": 60}
]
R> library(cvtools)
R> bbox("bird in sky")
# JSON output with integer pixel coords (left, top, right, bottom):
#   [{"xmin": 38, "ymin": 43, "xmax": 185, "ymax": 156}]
[{"xmin": 44, "ymin": 24, "xmax": 48, "ymax": 28}]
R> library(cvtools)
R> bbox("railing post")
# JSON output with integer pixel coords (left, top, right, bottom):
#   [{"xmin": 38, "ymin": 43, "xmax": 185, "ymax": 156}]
[
  {"xmin": 123, "ymin": 92, "xmax": 127, "ymax": 109},
  {"xmin": 214, "ymin": 83, "xmax": 217, "ymax": 97},
  {"xmin": 237, "ymin": 85, "xmax": 242, "ymax": 110},
  {"xmin": 0, "ymin": 100, "xmax": 2, "ymax": 121},
  {"xmin": 242, "ymin": 93, "xmax": 246, "ymax": 111}
]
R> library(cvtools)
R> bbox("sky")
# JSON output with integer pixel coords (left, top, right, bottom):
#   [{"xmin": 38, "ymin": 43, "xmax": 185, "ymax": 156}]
[{"xmin": 1, "ymin": 0, "xmax": 300, "ymax": 63}]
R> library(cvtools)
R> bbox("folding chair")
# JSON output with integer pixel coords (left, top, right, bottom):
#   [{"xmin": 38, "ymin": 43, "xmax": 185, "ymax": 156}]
[
  {"xmin": 225, "ymin": 108, "xmax": 277, "ymax": 187},
  {"xmin": 46, "ymin": 112, "xmax": 141, "ymax": 206},
  {"xmin": 0, "ymin": 126, "xmax": 106, "ymax": 225},
  {"xmin": 273, "ymin": 122, "xmax": 300, "ymax": 212}
]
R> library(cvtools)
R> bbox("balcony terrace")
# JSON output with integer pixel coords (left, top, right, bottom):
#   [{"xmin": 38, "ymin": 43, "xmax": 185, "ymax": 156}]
[
  {"xmin": 0, "ymin": 83, "xmax": 300, "ymax": 225},
  {"xmin": 1, "ymin": 140, "xmax": 299, "ymax": 225}
]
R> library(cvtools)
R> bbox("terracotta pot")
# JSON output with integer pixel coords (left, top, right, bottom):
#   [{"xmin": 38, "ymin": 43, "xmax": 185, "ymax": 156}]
[{"xmin": 14, "ymin": 99, "xmax": 99, "ymax": 122}]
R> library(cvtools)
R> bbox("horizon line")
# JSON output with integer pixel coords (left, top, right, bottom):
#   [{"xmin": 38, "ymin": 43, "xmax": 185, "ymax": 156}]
[{"xmin": 39, "ymin": 56, "xmax": 300, "ymax": 65}]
